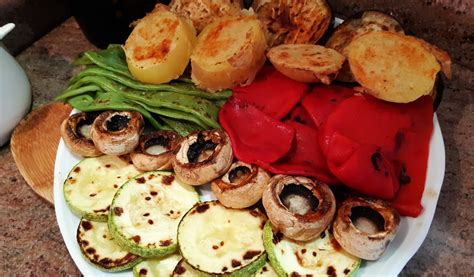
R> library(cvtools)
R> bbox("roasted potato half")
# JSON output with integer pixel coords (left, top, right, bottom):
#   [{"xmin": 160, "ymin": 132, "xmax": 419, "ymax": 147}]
[
  {"xmin": 124, "ymin": 4, "xmax": 197, "ymax": 84},
  {"xmin": 169, "ymin": 0, "xmax": 243, "ymax": 33},
  {"xmin": 253, "ymin": 0, "xmax": 332, "ymax": 47},
  {"xmin": 191, "ymin": 15, "xmax": 267, "ymax": 91},
  {"xmin": 347, "ymin": 31, "xmax": 441, "ymax": 103},
  {"xmin": 326, "ymin": 11, "xmax": 405, "ymax": 82},
  {"xmin": 267, "ymin": 44, "xmax": 345, "ymax": 84}
]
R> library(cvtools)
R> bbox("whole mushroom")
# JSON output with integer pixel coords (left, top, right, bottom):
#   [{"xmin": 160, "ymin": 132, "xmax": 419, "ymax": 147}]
[{"xmin": 60, "ymin": 112, "xmax": 102, "ymax": 157}]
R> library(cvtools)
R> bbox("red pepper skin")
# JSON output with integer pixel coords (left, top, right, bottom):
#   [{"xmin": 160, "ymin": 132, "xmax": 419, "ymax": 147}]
[
  {"xmin": 257, "ymin": 121, "xmax": 339, "ymax": 184},
  {"xmin": 233, "ymin": 66, "xmax": 309, "ymax": 120},
  {"xmin": 301, "ymin": 85, "xmax": 355, "ymax": 128},
  {"xmin": 219, "ymin": 96, "xmax": 295, "ymax": 164},
  {"xmin": 320, "ymin": 95, "xmax": 434, "ymax": 216},
  {"xmin": 288, "ymin": 105, "xmax": 317, "ymax": 128}
]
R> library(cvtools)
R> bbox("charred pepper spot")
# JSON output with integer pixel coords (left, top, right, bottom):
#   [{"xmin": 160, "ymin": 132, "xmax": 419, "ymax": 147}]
[
  {"xmin": 196, "ymin": 203, "xmax": 210, "ymax": 213},
  {"xmin": 106, "ymin": 114, "xmax": 130, "ymax": 132},
  {"xmin": 187, "ymin": 133, "xmax": 217, "ymax": 163},
  {"xmin": 136, "ymin": 177, "xmax": 146, "ymax": 184},
  {"xmin": 371, "ymin": 152, "xmax": 382, "ymax": 171},
  {"xmin": 228, "ymin": 166, "xmax": 251, "ymax": 183},
  {"xmin": 399, "ymin": 166, "xmax": 411, "ymax": 185}
]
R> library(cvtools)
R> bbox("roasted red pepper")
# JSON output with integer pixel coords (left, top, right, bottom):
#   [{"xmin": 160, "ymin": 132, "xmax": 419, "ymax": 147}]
[
  {"xmin": 301, "ymin": 85, "xmax": 355, "ymax": 128},
  {"xmin": 319, "ymin": 95, "xmax": 433, "ymax": 216},
  {"xmin": 257, "ymin": 121, "xmax": 339, "ymax": 184},
  {"xmin": 233, "ymin": 66, "xmax": 309, "ymax": 120},
  {"xmin": 288, "ymin": 105, "xmax": 316, "ymax": 128},
  {"xmin": 219, "ymin": 96, "xmax": 295, "ymax": 164}
]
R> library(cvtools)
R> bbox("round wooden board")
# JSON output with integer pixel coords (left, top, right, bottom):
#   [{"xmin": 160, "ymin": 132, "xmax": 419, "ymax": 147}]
[{"xmin": 11, "ymin": 102, "xmax": 72, "ymax": 204}]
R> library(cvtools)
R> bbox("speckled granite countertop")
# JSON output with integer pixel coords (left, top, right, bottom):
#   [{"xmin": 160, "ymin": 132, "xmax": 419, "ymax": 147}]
[{"xmin": 1, "ymin": 10, "xmax": 473, "ymax": 277}]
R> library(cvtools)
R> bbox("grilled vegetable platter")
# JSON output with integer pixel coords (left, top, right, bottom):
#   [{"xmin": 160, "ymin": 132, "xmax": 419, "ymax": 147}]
[{"xmin": 54, "ymin": 2, "xmax": 449, "ymax": 276}]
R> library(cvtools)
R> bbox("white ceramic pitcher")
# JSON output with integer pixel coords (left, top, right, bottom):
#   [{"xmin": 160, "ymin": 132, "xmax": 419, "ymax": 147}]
[{"xmin": 0, "ymin": 23, "xmax": 31, "ymax": 146}]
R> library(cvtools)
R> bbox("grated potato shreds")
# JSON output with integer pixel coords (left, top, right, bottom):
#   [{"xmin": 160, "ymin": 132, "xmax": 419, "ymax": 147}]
[
  {"xmin": 267, "ymin": 44, "xmax": 345, "ymax": 84},
  {"xmin": 347, "ymin": 31, "xmax": 441, "ymax": 103}
]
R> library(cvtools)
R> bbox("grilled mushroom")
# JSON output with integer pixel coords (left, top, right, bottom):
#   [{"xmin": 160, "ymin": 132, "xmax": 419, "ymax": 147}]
[
  {"xmin": 262, "ymin": 175, "xmax": 336, "ymax": 241},
  {"xmin": 60, "ymin": 112, "xmax": 102, "ymax": 157},
  {"xmin": 172, "ymin": 129, "xmax": 233, "ymax": 186},
  {"xmin": 130, "ymin": 130, "xmax": 181, "ymax": 171},
  {"xmin": 333, "ymin": 197, "xmax": 400, "ymax": 260},
  {"xmin": 211, "ymin": 161, "xmax": 271, "ymax": 208},
  {"xmin": 90, "ymin": 111, "xmax": 144, "ymax": 156}
]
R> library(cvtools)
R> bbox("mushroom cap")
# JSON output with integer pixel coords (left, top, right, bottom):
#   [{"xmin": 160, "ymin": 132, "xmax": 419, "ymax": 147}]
[
  {"xmin": 90, "ymin": 111, "xmax": 144, "ymax": 156},
  {"xmin": 262, "ymin": 175, "xmax": 336, "ymax": 241},
  {"xmin": 211, "ymin": 161, "xmax": 271, "ymax": 208},
  {"xmin": 60, "ymin": 112, "xmax": 102, "ymax": 157},
  {"xmin": 172, "ymin": 129, "xmax": 233, "ymax": 186},
  {"xmin": 333, "ymin": 197, "xmax": 400, "ymax": 260},
  {"xmin": 130, "ymin": 130, "xmax": 181, "ymax": 171}
]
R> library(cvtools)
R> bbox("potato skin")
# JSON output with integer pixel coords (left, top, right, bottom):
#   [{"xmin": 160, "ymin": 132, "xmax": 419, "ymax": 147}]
[
  {"xmin": 253, "ymin": 0, "xmax": 332, "ymax": 47},
  {"xmin": 124, "ymin": 4, "xmax": 197, "ymax": 84},
  {"xmin": 267, "ymin": 44, "xmax": 345, "ymax": 84},
  {"xmin": 191, "ymin": 15, "xmax": 267, "ymax": 91},
  {"xmin": 169, "ymin": 0, "xmax": 243, "ymax": 33}
]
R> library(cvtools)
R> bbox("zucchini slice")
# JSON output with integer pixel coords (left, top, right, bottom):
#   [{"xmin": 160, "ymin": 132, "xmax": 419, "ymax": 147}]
[
  {"xmin": 177, "ymin": 201, "xmax": 267, "ymax": 275},
  {"xmin": 256, "ymin": 261, "xmax": 278, "ymax": 276},
  {"xmin": 109, "ymin": 171, "xmax": 199, "ymax": 258},
  {"xmin": 172, "ymin": 259, "xmax": 211, "ymax": 277},
  {"xmin": 64, "ymin": 155, "xmax": 141, "ymax": 221},
  {"xmin": 77, "ymin": 218, "xmax": 143, "ymax": 272},
  {"xmin": 133, "ymin": 253, "xmax": 181, "ymax": 277},
  {"xmin": 263, "ymin": 221, "xmax": 360, "ymax": 277}
]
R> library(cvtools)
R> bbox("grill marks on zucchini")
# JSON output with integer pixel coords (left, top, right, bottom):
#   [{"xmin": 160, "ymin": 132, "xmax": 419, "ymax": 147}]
[
  {"xmin": 132, "ymin": 253, "xmax": 181, "ymax": 277},
  {"xmin": 263, "ymin": 222, "xmax": 360, "ymax": 277},
  {"xmin": 177, "ymin": 201, "xmax": 267, "ymax": 275},
  {"xmin": 64, "ymin": 155, "xmax": 141, "ymax": 221},
  {"xmin": 77, "ymin": 218, "xmax": 143, "ymax": 272},
  {"xmin": 109, "ymin": 171, "xmax": 199, "ymax": 258}
]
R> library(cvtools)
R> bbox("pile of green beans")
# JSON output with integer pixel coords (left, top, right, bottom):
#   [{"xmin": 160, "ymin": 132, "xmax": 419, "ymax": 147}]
[{"xmin": 56, "ymin": 45, "xmax": 231, "ymax": 136}]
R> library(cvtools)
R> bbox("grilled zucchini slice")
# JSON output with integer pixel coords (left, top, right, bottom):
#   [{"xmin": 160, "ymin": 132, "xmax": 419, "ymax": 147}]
[
  {"xmin": 263, "ymin": 221, "xmax": 360, "ymax": 277},
  {"xmin": 109, "ymin": 171, "xmax": 199, "ymax": 258},
  {"xmin": 77, "ymin": 218, "xmax": 143, "ymax": 272},
  {"xmin": 177, "ymin": 201, "xmax": 267, "ymax": 275},
  {"xmin": 133, "ymin": 253, "xmax": 181, "ymax": 277},
  {"xmin": 172, "ymin": 259, "xmax": 211, "ymax": 277},
  {"xmin": 64, "ymin": 155, "xmax": 141, "ymax": 221},
  {"xmin": 256, "ymin": 261, "xmax": 278, "ymax": 276}
]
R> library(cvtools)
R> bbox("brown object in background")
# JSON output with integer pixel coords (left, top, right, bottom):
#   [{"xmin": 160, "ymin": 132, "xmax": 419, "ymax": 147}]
[{"xmin": 10, "ymin": 102, "xmax": 72, "ymax": 204}]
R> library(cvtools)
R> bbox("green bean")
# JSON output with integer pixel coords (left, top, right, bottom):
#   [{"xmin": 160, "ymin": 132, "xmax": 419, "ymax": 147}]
[
  {"xmin": 160, "ymin": 116, "xmax": 203, "ymax": 136},
  {"xmin": 131, "ymin": 100, "xmax": 209, "ymax": 129},
  {"xmin": 73, "ymin": 44, "xmax": 132, "ymax": 78},
  {"xmin": 67, "ymin": 92, "xmax": 165, "ymax": 130},
  {"xmin": 55, "ymin": 85, "xmax": 102, "ymax": 101},
  {"xmin": 69, "ymin": 66, "xmax": 232, "ymax": 100},
  {"xmin": 118, "ymin": 90, "xmax": 220, "ymax": 129}
]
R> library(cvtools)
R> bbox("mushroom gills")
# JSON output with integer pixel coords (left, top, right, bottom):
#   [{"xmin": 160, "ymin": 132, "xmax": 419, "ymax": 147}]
[
  {"xmin": 350, "ymin": 206, "xmax": 385, "ymax": 235},
  {"xmin": 77, "ymin": 218, "xmax": 143, "ymax": 272},
  {"xmin": 187, "ymin": 133, "xmax": 217, "ymax": 163},
  {"xmin": 262, "ymin": 221, "xmax": 361, "ymax": 277},
  {"xmin": 228, "ymin": 165, "xmax": 252, "ymax": 184},
  {"xmin": 144, "ymin": 136, "xmax": 171, "ymax": 155},
  {"xmin": 106, "ymin": 114, "xmax": 130, "ymax": 132},
  {"xmin": 279, "ymin": 184, "xmax": 319, "ymax": 216}
]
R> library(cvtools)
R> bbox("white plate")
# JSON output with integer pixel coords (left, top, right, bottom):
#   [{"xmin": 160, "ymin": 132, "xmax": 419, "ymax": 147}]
[{"xmin": 54, "ymin": 114, "xmax": 444, "ymax": 277}]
